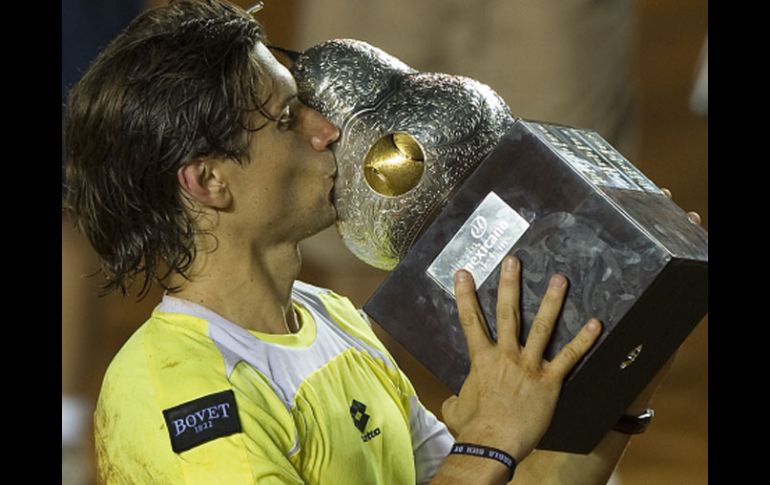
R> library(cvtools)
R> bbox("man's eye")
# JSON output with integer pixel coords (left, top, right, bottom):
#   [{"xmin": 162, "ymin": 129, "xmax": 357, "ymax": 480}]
[{"xmin": 277, "ymin": 106, "xmax": 296, "ymax": 131}]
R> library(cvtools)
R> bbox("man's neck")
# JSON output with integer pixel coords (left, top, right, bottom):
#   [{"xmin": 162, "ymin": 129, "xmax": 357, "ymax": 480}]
[{"xmin": 168, "ymin": 240, "xmax": 303, "ymax": 334}]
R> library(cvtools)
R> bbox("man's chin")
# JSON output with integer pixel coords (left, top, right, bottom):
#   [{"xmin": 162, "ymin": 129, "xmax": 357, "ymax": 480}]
[
  {"xmin": 323, "ymin": 201, "xmax": 338, "ymax": 227},
  {"xmin": 300, "ymin": 205, "xmax": 337, "ymax": 241}
]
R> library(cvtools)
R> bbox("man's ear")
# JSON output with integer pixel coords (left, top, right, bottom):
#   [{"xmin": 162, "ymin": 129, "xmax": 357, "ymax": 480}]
[{"xmin": 177, "ymin": 159, "xmax": 232, "ymax": 209}]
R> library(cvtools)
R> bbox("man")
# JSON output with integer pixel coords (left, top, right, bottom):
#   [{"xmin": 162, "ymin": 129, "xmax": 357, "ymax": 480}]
[{"xmin": 64, "ymin": 1, "xmax": 667, "ymax": 483}]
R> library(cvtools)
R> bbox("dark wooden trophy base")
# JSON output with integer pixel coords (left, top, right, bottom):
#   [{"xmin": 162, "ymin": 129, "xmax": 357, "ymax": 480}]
[{"xmin": 364, "ymin": 120, "xmax": 708, "ymax": 453}]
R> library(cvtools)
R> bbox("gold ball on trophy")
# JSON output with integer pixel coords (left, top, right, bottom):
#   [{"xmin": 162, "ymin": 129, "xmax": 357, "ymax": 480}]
[{"xmin": 364, "ymin": 132, "xmax": 425, "ymax": 197}]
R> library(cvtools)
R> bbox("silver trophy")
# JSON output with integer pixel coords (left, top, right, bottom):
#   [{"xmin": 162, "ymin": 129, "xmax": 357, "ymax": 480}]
[
  {"xmin": 291, "ymin": 39, "xmax": 708, "ymax": 454},
  {"xmin": 291, "ymin": 39, "xmax": 514, "ymax": 270}
]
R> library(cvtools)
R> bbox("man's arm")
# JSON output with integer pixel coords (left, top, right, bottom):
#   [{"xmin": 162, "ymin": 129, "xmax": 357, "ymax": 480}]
[{"xmin": 430, "ymin": 256, "xmax": 603, "ymax": 485}]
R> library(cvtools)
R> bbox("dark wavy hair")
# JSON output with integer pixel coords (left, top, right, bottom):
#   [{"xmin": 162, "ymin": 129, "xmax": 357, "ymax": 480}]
[{"xmin": 64, "ymin": 0, "xmax": 271, "ymax": 299}]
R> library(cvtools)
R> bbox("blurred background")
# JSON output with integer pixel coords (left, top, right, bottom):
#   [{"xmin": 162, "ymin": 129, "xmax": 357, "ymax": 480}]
[{"xmin": 62, "ymin": 1, "xmax": 707, "ymax": 484}]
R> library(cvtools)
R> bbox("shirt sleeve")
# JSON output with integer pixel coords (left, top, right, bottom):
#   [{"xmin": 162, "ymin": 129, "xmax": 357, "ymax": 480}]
[
  {"xmin": 95, "ymin": 385, "xmax": 305, "ymax": 485},
  {"xmin": 95, "ymin": 319, "xmax": 306, "ymax": 485},
  {"xmin": 408, "ymin": 395, "xmax": 455, "ymax": 484},
  {"xmin": 171, "ymin": 408, "xmax": 305, "ymax": 485}
]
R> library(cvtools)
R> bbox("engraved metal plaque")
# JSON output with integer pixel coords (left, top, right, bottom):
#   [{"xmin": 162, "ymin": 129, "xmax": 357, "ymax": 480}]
[
  {"xmin": 529, "ymin": 123, "xmax": 663, "ymax": 194},
  {"xmin": 426, "ymin": 191, "xmax": 529, "ymax": 296}
]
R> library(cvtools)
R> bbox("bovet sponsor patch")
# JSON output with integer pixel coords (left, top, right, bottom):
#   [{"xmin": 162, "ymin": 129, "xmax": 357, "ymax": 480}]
[{"xmin": 162, "ymin": 390, "xmax": 241, "ymax": 453}]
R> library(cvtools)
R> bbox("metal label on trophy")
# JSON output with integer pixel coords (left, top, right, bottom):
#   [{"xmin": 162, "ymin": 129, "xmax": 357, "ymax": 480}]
[
  {"xmin": 426, "ymin": 191, "xmax": 529, "ymax": 296},
  {"xmin": 527, "ymin": 122, "xmax": 662, "ymax": 195},
  {"xmin": 577, "ymin": 129, "xmax": 663, "ymax": 194}
]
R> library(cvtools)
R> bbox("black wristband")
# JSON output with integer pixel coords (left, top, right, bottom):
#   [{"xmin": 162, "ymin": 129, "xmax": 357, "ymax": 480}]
[{"xmin": 450, "ymin": 442, "xmax": 516, "ymax": 481}]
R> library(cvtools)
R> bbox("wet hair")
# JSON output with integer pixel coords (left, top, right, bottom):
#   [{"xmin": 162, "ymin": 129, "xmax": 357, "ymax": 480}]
[{"xmin": 63, "ymin": 0, "xmax": 269, "ymax": 298}]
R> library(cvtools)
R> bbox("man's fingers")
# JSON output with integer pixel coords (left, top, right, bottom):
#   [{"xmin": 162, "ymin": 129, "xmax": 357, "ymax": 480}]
[
  {"xmin": 496, "ymin": 256, "xmax": 521, "ymax": 355},
  {"xmin": 454, "ymin": 270, "xmax": 492, "ymax": 360},
  {"xmin": 661, "ymin": 188, "xmax": 703, "ymax": 226},
  {"xmin": 522, "ymin": 274, "xmax": 568, "ymax": 367},
  {"xmin": 547, "ymin": 319, "xmax": 602, "ymax": 378}
]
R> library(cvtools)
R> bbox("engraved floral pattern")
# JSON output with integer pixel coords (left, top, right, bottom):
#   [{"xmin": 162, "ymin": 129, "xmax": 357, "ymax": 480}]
[{"xmin": 291, "ymin": 39, "xmax": 515, "ymax": 269}]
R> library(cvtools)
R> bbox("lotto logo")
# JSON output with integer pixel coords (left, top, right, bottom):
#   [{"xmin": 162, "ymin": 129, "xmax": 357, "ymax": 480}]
[{"xmin": 350, "ymin": 400, "xmax": 370, "ymax": 433}]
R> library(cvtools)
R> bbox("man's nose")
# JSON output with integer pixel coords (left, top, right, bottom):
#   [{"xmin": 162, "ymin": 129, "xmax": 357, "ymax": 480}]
[{"xmin": 309, "ymin": 110, "xmax": 340, "ymax": 151}]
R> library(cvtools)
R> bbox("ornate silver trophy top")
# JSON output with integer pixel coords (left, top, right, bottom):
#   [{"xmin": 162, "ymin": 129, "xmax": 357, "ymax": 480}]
[{"xmin": 291, "ymin": 39, "xmax": 515, "ymax": 270}]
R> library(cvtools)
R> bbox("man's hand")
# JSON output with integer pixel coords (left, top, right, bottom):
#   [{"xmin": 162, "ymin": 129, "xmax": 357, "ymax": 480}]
[
  {"xmin": 441, "ymin": 255, "xmax": 602, "ymax": 463},
  {"xmin": 661, "ymin": 187, "xmax": 701, "ymax": 225}
]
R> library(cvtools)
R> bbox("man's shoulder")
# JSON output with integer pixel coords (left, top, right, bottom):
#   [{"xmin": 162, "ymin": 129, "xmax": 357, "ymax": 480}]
[
  {"xmin": 100, "ymin": 313, "xmax": 232, "ymax": 410},
  {"xmin": 94, "ymin": 316, "xmax": 248, "ymax": 485}
]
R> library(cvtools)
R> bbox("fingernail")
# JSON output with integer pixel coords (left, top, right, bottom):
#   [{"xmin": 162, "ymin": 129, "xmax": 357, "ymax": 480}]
[
  {"xmin": 455, "ymin": 270, "xmax": 469, "ymax": 282},
  {"xmin": 586, "ymin": 320, "xmax": 601, "ymax": 332},
  {"xmin": 504, "ymin": 256, "xmax": 517, "ymax": 271},
  {"xmin": 550, "ymin": 274, "xmax": 566, "ymax": 288}
]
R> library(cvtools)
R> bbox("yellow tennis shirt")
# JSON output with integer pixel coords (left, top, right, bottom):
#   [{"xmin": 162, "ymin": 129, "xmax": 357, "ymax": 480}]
[{"xmin": 94, "ymin": 281, "xmax": 453, "ymax": 484}]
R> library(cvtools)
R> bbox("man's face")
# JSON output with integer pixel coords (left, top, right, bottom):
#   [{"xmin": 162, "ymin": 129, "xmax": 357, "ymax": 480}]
[{"xmin": 225, "ymin": 42, "xmax": 340, "ymax": 244}]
